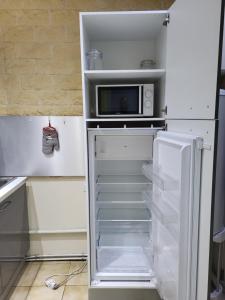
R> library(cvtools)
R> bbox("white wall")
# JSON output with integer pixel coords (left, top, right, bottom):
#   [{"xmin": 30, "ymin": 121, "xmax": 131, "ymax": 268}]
[{"xmin": 26, "ymin": 177, "xmax": 87, "ymax": 257}]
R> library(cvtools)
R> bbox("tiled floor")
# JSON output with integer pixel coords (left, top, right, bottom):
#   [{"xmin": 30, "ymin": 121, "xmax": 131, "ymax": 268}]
[{"xmin": 9, "ymin": 261, "xmax": 88, "ymax": 300}]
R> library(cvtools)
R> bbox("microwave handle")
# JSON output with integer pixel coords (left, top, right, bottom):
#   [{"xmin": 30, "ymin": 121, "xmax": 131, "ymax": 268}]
[
  {"xmin": 139, "ymin": 86, "xmax": 142, "ymax": 114},
  {"xmin": 96, "ymin": 85, "xmax": 99, "ymax": 117}
]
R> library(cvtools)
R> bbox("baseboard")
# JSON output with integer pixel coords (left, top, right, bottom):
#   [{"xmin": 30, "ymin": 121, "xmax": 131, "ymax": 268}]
[{"xmin": 25, "ymin": 254, "xmax": 88, "ymax": 261}]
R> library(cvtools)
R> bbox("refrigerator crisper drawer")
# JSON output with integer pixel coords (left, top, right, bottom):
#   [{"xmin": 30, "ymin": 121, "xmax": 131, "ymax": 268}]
[
  {"xmin": 97, "ymin": 246, "xmax": 151, "ymax": 273},
  {"xmin": 96, "ymin": 135, "xmax": 153, "ymax": 160}
]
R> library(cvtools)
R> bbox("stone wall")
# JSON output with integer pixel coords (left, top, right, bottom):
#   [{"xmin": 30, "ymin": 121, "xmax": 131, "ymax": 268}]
[{"xmin": 0, "ymin": 0, "xmax": 174, "ymax": 115}]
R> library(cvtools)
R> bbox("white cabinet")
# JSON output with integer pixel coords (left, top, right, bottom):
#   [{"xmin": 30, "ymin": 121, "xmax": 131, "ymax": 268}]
[
  {"xmin": 80, "ymin": 1, "xmax": 223, "ymax": 300},
  {"xmin": 165, "ymin": 0, "xmax": 222, "ymax": 119},
  {"xmin": 80, "ymin": 11, "xmax": 168, "ymax": 120},
  {"xmin": 80, "ymin": 1, "xmax": 222, "ymax": 121},
  {"xmin": 87, "ymin": 128, "xmax": 202, "ymax": 300}
]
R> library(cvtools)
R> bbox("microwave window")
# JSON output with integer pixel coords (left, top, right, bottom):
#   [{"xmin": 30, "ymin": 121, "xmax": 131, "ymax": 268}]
[{"xmin": 98, "ymin": 86, "xmax": 140, "ymax": 115}]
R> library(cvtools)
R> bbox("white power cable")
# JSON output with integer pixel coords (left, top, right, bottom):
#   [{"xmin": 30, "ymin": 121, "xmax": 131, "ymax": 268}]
[{"xmin": 44, "ymin": 261, "xmax": 87, "ymax": 290}]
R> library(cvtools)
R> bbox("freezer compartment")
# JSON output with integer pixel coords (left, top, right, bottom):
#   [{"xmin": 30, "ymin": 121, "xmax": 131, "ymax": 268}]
[
  {"xmin": 97, "ymin": 246, "xmax": 152, "ymax": 274},
  {"xmin": 95, "ymin": 135, "xmax": 153, "ymax": 160}
]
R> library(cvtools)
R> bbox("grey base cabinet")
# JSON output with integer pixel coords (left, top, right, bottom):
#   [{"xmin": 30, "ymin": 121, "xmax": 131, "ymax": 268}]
[{"xmin": 0, "ymin": 184, "xmax": 29, "ymax": 300}]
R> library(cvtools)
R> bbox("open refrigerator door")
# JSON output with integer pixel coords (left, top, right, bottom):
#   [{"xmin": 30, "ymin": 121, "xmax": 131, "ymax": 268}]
[{"xmin": 150, "ymin": 131, "xmax": 202, "ymax": 300}]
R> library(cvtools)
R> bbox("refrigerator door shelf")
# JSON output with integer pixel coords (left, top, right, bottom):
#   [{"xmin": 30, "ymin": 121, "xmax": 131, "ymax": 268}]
[
  {"xmin": 142, "ymin": 162, "xmax": 179, "ymax": 191},
  {"xmin": 149, "ymin": 190, "xmax": 179, "ymax": 225}
]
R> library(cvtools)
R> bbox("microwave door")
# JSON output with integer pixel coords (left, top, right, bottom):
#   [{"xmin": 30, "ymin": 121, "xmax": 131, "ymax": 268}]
[{"xmin": 96, "ymin": 85, "xmax": 141, "ymax": 117}]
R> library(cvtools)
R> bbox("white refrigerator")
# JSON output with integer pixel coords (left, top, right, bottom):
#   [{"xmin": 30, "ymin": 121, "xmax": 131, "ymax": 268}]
[{"xmin": 87, "ymin": 128, "xmax": 202, "ymax": 300}]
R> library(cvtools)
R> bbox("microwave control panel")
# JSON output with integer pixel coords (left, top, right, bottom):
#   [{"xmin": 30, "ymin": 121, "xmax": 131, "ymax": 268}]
[{"xmin": 143, "ymin": 84, "xmax": 154, "ymax": 116}]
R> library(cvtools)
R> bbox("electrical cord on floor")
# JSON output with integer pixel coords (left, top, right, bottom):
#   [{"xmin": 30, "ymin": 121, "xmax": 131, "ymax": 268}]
[{"xmin": 44, "ymin": 261, "xmax": 87, "ymax": 290}]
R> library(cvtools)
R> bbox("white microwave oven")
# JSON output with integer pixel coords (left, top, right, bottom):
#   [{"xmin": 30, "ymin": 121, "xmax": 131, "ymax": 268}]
[{"xmin": 96, "ymin": 84, "xmax": 154, "ymax": 117}]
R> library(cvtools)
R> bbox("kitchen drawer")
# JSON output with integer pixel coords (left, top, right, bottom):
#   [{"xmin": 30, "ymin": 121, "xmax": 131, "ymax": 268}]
[{"xmin": 96, "ymin": 135, "xmax": 153, "ymax": 160}]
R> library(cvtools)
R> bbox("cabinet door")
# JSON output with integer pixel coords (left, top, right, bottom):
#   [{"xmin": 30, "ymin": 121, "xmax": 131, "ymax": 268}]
[
  {"xmin": 152, "ymin": 131, "xmax": 202, "ymax": 300},
  {"xmin": 0, "ymin": 185, "xmax": 29, "ymax": 295},
  {"xmin": 166, "ymin": 0, "xmax": 222, "ymax": 119}
]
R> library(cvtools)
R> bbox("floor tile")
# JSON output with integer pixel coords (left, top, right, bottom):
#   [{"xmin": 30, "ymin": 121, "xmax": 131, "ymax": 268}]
[
  {"xmin": 62, "ymin": 286, "xmax": 88, "ymax": 300},
  {"xmin": 9, "ymin": 287, "xmax": 30, "ymax": 300},
  {"xmin": 17, "ymin": 262, "xmax": 41, "ymax": 287},
  {"xmin": 33, "ymin": 261, "xmax": 70, "ymax": 287},
  {"xmin": 66, "ymin": 272, "xmax": 88, "ymax": 286},
  {"xmin": 27, "ymin": 286, "xmax": 64, "ymax": 300}
]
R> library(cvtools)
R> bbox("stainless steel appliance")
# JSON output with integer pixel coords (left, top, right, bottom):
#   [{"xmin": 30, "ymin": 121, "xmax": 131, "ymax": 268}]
[{"xmin": 210, "ymin": 90, "xmax": 225, "ymax": 300}]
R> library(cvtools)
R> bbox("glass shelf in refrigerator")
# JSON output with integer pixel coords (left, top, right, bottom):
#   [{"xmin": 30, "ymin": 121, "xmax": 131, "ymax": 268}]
[
  {"xmin": 97, "ymin": 191, "xmax": 143, "ymax": 204},
  {"xmin": 97, "ymin": 175, "xmax": 151, "ymax": 185},
  {"xmin": 99, "ymin": 220, "xmax": 151, "ymax": 234},
  {"xmin": 98, "ymin": 232, "xmax": 151, "ymax": 247},
  {"xmin": 97, "ymin": 207, "xmax": 151, "ymax": 222}
]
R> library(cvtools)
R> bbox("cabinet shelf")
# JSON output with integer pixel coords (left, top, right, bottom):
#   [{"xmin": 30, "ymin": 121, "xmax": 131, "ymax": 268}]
[
  {"xmin": 84, "ymin": 69, "xmax": 166, "ymax": 81},
  {"xmin": 86, "ymin": 118, "xmax": 165, "ymax": 122},
  {"xmin": 97, "ymin": 175, "xmax": 151, "ymax": 185}
]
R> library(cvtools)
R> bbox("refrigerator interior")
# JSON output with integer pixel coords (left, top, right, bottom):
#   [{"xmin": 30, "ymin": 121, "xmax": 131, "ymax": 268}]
[
  {"xmin": 88, "ymin": 129, "xmax": 182, "ymax": 287},
  {"xmin": 95, "ymin": 160, "xmax": 152, "ymax": 276}
]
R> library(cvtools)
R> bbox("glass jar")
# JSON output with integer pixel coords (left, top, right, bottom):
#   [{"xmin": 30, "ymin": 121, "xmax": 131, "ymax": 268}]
[
  {"xmin": 140, "ymin": 59, "xmax": 156, "ymax": 69},
  {"xmin": 86, "ymin": 49, "xmax": 103, "ymax": 70}
]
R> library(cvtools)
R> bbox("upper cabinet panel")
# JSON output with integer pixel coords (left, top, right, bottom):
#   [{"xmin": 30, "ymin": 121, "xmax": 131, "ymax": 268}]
[
  {"xmin": 165, "ymin": 0, "xmax": 222, "ymax": 119},
  {"xmin": 80, "ymin": 11, "xmax": 168, "ymax": 71}
]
